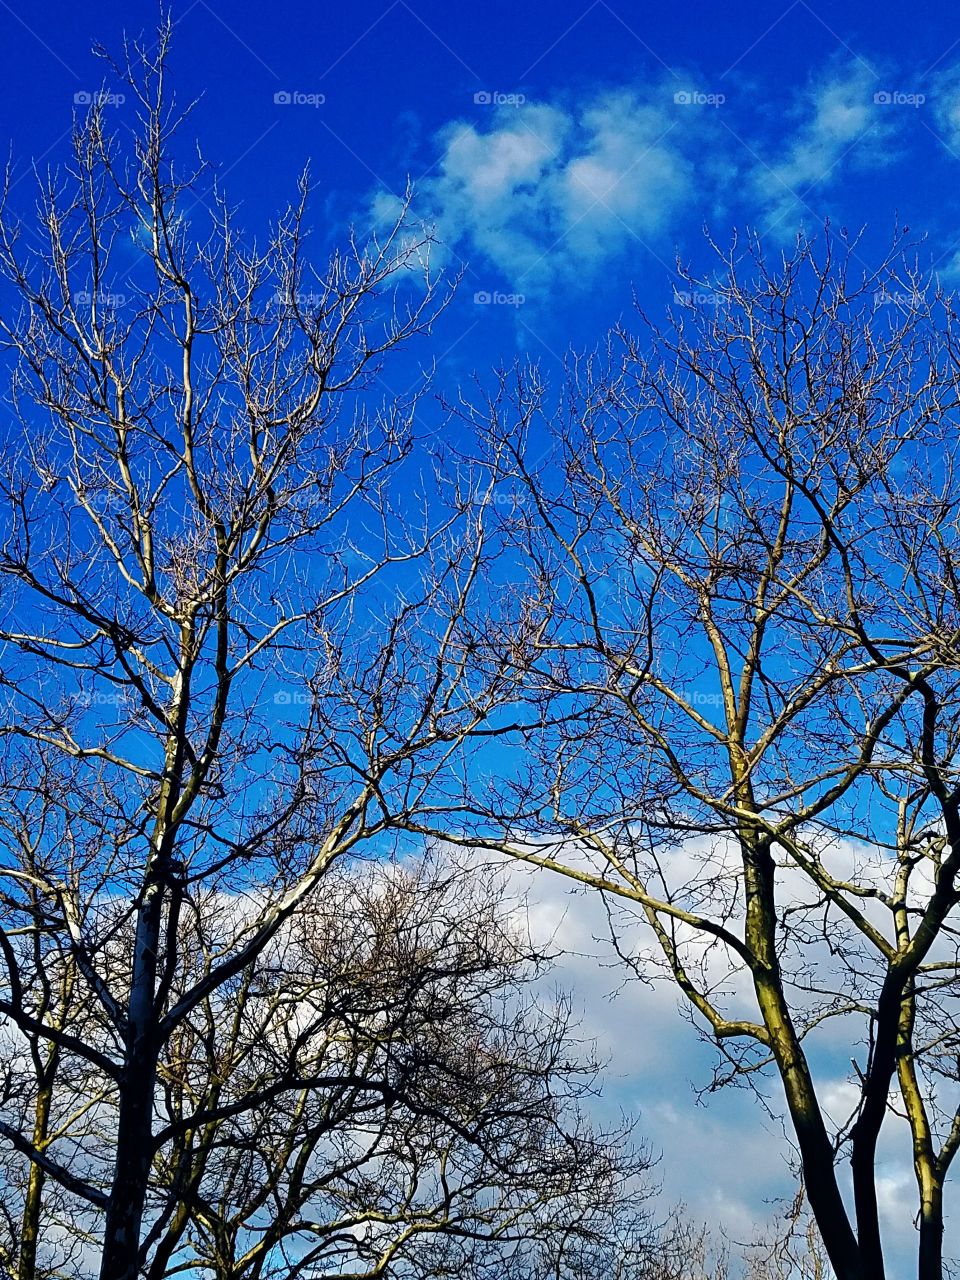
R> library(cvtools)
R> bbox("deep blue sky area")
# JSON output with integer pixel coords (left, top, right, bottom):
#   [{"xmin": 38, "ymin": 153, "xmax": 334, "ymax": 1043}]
[{"xmin": 3, "ymin": 0, "xmax": 960, "ymax": 372}]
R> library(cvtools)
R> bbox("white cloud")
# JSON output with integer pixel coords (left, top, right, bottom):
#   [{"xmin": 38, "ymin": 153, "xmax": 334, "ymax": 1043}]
[
  {"xmin": 488, "ymin": 854, "xmax": 796, "ymax": 1239},
  {"xmin": 932, "ymin": 63, "xmax": 960, "ymax": 154},
  {"xmin": 370, "ymin": 60, "xmax": 911, "ymax": 289},
  {"xmin": 754, "ymin": 60, "xmax": 894, "ymax": 233},
  {"xmin": 468, "ymin": 839, "xmax": 956, "ymax": 1271},
  {"xmin": 388, "ymin": 85, "xmax": 704, "ymax": 293}
]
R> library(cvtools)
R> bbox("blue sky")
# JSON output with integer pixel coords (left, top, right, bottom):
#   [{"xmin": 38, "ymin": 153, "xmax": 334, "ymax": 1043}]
[
  {"xmin": 3, "ymin": 0, "xmax": 960, "ymax": 372},
  {"xmin": 1, "ymin": 0, "xmax": 958, "ymax": 1267}
]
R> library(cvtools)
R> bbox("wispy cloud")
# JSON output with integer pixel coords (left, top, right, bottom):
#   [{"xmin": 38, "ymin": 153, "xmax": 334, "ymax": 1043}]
[
  {"xmin": 375, "ymin": 83, "xmax": 713, "ymax": 292},
  {"xmin": 369, "ymin": 58, "xmax": 916, "ymax": 293},
  {"xmin": 754, "ymin": 59, "xmax": 895, "ymax": 232},
  {"xmin": 931, "ymin": 62, "xmax": 960, "ymax": 157}
]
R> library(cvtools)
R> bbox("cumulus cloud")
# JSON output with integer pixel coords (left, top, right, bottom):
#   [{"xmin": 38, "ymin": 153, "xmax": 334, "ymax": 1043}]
[
  {"xmin": 469, "ymin": 838, "xmax": 953, "ymax": 1269},
  {"xmin": 377, "ymin": 83, "xmax": 713, "ymax": 293},
  {"xmin": 367, "ymin": 58, "xmax": 917, "ymax": 291},
  {"xmin": 754, "ymin": 59, "xmax": 895, "ymax": 232},
  {"xmin": 932, "ymin": 62, "xmax": 960, "ymax": 154},
  {"xmin": 488, "ymin": 852, "xmax": 796, "ymax": 1238},
  {"xmin": 361, "ymin": 54, "xmax": 954, "ymax": 330}
]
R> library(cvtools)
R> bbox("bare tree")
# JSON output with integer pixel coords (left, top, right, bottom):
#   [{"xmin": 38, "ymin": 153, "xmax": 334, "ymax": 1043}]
[
  {"xmin": 169, "ymin": 856, "xmax": 667, "ymax": 1280},
  {"xmin": 11, "ymin": 23, "xmax": 955, "ymax": 1280},
  {"xmin": 0, "ymin": 847, "xmax": 671, "ymax": 1280},
  {"xmin": 0, "ymin": 25, "xmax": 534, "ymax": 1279},
  {"xmin": 423, "ymin": 229, "xmax": 960, "ymax": 1280}
]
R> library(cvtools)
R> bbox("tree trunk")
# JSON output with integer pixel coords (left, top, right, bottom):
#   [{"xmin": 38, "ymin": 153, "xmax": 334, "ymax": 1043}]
[
  {"xmin": 99, "ymin": 882, "xmax": 164, "ymax": 1280},
  {"xmin": 98, "ymin": 1060, "xmax": 159, "ymax": 1280},
  {"xmin": 18, "ymin": 1067, "xmax": 54, "ymax": 1280},
  {"xmin": 848, "ymin": 973, "xmax": 910, "ymax": 1280},
  {"xmin": 918, "ymin": 1180, "xmax": 944, "ymax": 1280},
  {"xmin": 755, "ymin": 970, "xmax": 865, "ymax": 1280},
  {"xmin": 742, "ymin": 833, "xmax": 864, "ymax": 1280}
]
